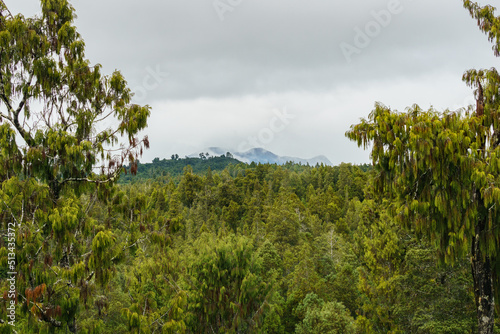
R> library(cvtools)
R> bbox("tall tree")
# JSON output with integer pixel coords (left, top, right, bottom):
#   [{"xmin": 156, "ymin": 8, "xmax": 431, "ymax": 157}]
[
  {"xmin": 0, "ymin": 0, "xmax": 150, "ymax": 199},
  {"xmin": 346, "ymin": 2, "xmax": 500, "ymax": 332},
  {"xmin": 0, "ymin": 0, "xmax": 150, "ymax": 331},
  {"xmin": 186, "ymin": 233, "xmax": 272, "ymax": 333}
]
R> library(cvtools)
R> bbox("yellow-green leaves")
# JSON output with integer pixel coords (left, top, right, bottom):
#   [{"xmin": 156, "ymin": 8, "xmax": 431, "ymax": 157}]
[
  {"xmin": 89, "ymin": 230, "xmax": 116, "ymax": 287},
  {"xmin": 463, "ymin": 1, "xmax": 500, "ymax": 57},
  {"xmin": 187, "ymin": 234, "xmax": 270, "ymax": 333},
  {"xmin": 346, "ymin": 102, "xmax": 500, "ymax": 263},
  {"xmin": 0, "ymin": 1, "xmax": 151, "ymax": 200}
]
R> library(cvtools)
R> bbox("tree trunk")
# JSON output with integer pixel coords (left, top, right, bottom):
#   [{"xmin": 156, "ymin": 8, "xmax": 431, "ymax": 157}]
[
  {"xmin": 471, "ymin": 217, "xmax": 495, "ymax": 334},
  {"xmin": 67, "ymin": 314, "xmax": 77, "ymax": 333}
]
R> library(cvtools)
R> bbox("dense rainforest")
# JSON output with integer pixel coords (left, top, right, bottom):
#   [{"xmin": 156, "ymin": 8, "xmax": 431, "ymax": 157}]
[
  {"xmin": 0, "ymin": 159, "xmax": 488, "ymax": 333},
  {"xmin": 1, "ymin": 0, "xmax": 500, "ymax": 332}
]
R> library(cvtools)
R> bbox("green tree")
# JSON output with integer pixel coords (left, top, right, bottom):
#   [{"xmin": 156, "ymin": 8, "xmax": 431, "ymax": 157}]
[
  {"xmin": 352, "ymin": 198, "xmax": 475, "ymax": 333},
  {"xmin": 186, "ymin": 233, "xmax": 272, "ymax": 333},
  {"xmin": 294, "ymin": 293, "xmax": 356, "ymax": 334},
  {"xmin": 177, "ymin": 166, "xmax": 203, "ymax": 207},
  {"xmin": 346, "ymin": 2, "xmax": 500, "ymax": 331},
  {"xmin": 392, "ymin": 246, "xmax": 476, "ymax": 333},
  {"xmin": 0, "ymin": 0, "xmax": 150, "ymax": 198},
  {"xmin": 265, "ymin": 191, "xmax": 304, "ymax": 250},
  {"xmin": 0, "ymin": 0, "xmax": 150, "ymax": 332}
]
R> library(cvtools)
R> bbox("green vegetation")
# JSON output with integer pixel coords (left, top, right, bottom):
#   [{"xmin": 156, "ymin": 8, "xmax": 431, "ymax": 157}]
[
  {"xmin": 0, "ymin": 160, "xmax": 483, "ymax": 333},
  {"xmin": 119, "ymin": 155, "xmax": 243, "ymax": 184},
  {"xmin": 346, "ymin": 1, "xmax": 500, "ymax": 332},
  {"xmin": 0, "ymin": 0, "xmax": 499, "ymax": 333}
]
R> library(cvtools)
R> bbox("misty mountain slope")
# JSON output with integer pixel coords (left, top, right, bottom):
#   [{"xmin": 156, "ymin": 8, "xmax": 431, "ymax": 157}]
[{"xmin": 191, "ymin": 147, "xmax": 332, "ymax": 166}]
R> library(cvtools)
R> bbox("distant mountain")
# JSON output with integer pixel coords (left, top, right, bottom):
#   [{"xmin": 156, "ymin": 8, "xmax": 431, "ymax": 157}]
[{"xmin": 191, "ymin": 147, "xmax": 332, "ymax": 166}]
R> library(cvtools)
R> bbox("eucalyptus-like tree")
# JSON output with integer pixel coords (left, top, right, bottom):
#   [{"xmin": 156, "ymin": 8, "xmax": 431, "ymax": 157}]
[
  {"xmin": 0, "ymin": 0, "xmax": 150, "ymax": 198},
  {"xmin": 346, "ymin": 1, "xmax": 500, "ymax": 332},
  {"xmin": 0, "ymin": 0, "xmax": 150, "ymax": 331}
]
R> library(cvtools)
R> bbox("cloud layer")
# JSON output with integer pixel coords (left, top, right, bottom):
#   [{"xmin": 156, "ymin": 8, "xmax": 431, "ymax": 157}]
[{"xmin": 8, "ymin": 0, "xmax": 498, "ymax": 164}]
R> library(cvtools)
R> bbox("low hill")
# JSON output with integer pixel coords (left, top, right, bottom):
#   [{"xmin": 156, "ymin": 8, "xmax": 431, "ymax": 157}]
[
  {"xmin": 190, "ymin": 147, "xmax": 333, "ymax": 165},
  {"xmin": 119, "ymin": 155, "xmax": 243, "ymax": 183}
]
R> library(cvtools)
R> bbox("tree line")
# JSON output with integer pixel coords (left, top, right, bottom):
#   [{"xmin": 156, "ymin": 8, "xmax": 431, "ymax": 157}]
[
  {"xmin": 0, "ymin": 161, "xmax": 482, "ymax": 333},
  {"xmin": 1, "ymin": 0, "xmax": 500, "ymax": 332}
]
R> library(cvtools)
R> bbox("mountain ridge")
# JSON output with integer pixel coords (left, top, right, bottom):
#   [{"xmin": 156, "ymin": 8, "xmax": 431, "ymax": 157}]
[{"xmin": 190, "ymin": 147, "xmax": 332, "ymax": 166}]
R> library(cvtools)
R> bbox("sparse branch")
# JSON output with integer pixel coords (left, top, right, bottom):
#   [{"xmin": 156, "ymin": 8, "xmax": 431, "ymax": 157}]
[
  {"xmin": 59, "ymin": 167, "xmax": 121, "ymax": 186},
  {"xmin": 56, "ymin": 90, "xmax": 72, "ymax": 130},
  {"xmin": 0, "ymin": 68, "xmax": 37, "ymax": 145},
  {"xmin": 463, "ymin": 1, "xmax": 500, "ymax": 56},
  {"xmin": 15, "ymin": 71, "xmax": 34, "ymax": 115},
  {"xmin": 0, "ymin": 0, "xmax": 13, "ymax": 18},
  {"xmin": 12, "ymin": 114, "xmax": 35, "ymax": 146},
  {"xmin": 0, "ymin": 108, "xmax": 13, "ymax": 122},
  {"xmin": 86, "ymin": 271, "xmax": 94, "ymax": 282},
  {"xmin": 0, "ymin": 90, "xmax": 15, "ymax": 118},
  {"xmin": 149, "ymin": 306, "xmax": 173, "ymax": 333},
  {"xmin": 1, "ymin": 199, "xmax": 19, "ymax": 225},
  {"xmin": 94, "ymin": 110, "xmax": 115, "ymax": 124}
]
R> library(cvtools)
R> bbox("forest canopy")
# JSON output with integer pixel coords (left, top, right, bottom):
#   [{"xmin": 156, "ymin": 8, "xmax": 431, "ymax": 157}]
[{"xmin": 0, "ymin": 0, "xmax": 499, "ymax": 333}]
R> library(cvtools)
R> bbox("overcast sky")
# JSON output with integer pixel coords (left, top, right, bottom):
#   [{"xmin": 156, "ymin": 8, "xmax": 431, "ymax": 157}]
[{"xmin": 8, "ymin": 0, "xmax": 499, "ymax": 164}]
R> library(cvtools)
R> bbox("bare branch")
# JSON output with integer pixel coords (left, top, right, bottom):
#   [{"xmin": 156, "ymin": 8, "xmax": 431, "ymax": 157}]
[{"xmin": 0, "ymin": 0, "xmax": 13, "ymax": 18}]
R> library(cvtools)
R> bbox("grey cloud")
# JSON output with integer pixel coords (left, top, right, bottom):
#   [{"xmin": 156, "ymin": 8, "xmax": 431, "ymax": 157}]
[
  {"xmin": 6, "ymin": 0, "xmax": 499, "ymax": 163},
  {"xmin": 9, "ymin": 0, "xmax": 496, "ymax": 101}
]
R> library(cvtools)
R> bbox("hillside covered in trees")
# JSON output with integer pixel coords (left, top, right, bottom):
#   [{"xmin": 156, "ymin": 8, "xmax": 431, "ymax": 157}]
[
  {"xmin": 2, "ymin": 0, "xmax": 500, "ymax": 333},
  {"xmin": 119, "ymin": 155, "xmax": 243, "ymax": 183},
  {"xmin": 0, "ymin": 161, "xmax": 485, "ymax": 332}
]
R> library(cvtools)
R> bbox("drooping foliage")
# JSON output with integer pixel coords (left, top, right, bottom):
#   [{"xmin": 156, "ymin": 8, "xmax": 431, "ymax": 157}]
[
  {"xmin": 0, "ymin": 0, "xmax": 494, "ymax": 333},
  {"xmin": 0, "ymin": 0, "xmax": 150, "ymax": 332},
  {"xmin": 0, "ymin": 0, "xmax": 150, "ymax": 198},
  {"xmin": 0, "ymin": 151, "xmax": 482, "ymax": 333},
  {"xmin": 346, "ymin": 1, "xmax": 500, "ymax": 332}
]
